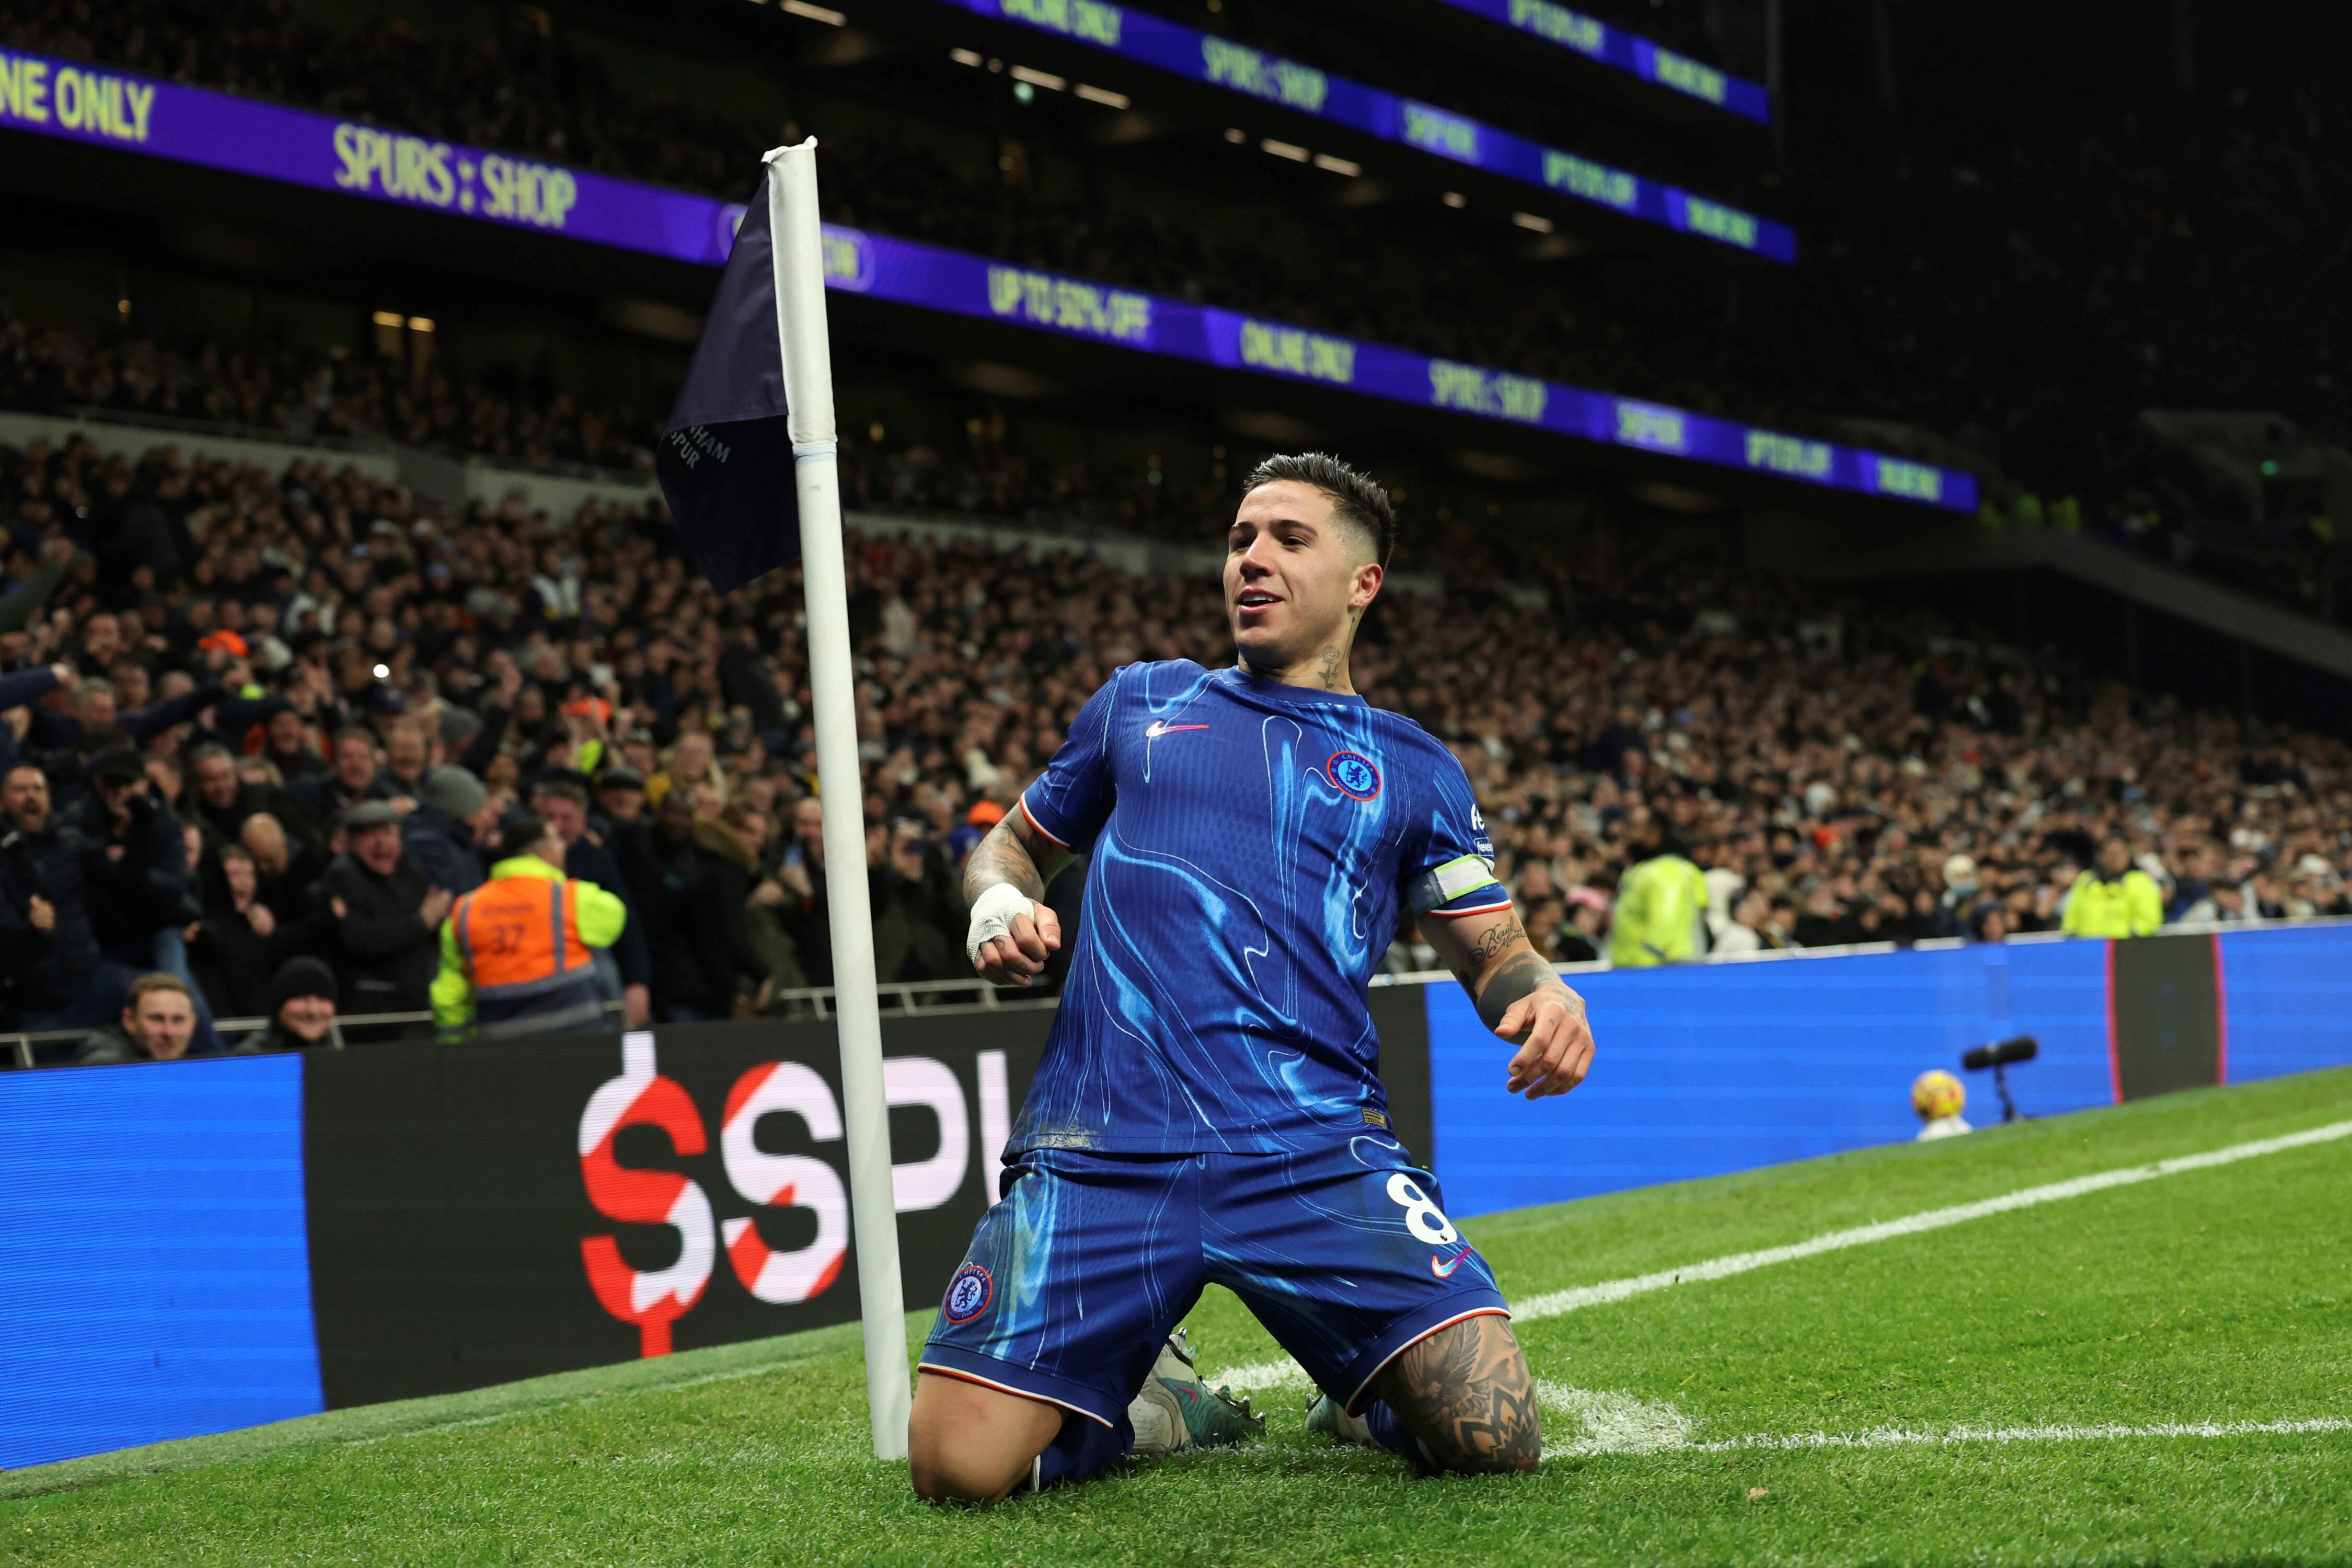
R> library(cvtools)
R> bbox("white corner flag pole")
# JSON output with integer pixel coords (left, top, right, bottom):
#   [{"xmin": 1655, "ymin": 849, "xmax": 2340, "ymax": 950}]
[{"xmin": 767, "ymin": 139, "xmax": 911, "ymax": 1461}]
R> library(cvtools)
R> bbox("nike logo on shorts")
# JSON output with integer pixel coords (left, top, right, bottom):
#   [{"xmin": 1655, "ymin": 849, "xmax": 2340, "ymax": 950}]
[
  {"xmin": 1144, "ymin": 720, "xmax": 1210, "ymax": 738},
  {"xmin": 1430, "ymin": 1251, "xmax": 1471, "ymax": 1279}
]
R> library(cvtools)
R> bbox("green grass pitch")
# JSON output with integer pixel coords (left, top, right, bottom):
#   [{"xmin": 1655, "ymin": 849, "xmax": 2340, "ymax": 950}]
[{"xmin": 8, "ymin": 1068, "xmax": 2351, "ymax": 1565}]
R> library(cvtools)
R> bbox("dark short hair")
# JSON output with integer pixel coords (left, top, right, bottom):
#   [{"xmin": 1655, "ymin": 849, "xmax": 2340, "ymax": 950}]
[
  {"xmin": 532, "ymin": 777, "xmax": 590, "ymax": 810},
  {"xmin": 498, "ymin": 812, "xmax": 556, "ymax": 863},
  {"xmin": 1240, "ymin": 452, "xmax": 1397, "ymax": 566}
]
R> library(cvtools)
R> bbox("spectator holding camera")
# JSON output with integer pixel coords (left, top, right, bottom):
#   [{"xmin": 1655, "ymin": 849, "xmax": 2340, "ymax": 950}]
[
  {"xmin": 0, "ymin": 760, "xmax": 169, "ymax": 1035},
  {"xmin": 78, "ymin": 746, "xmax": 222, "ymax": 1046},
  {"xmin": 874, "ymin": 814, "xmax": 962, "ymax": 984},
  {"xmin": 766, "ymin": 795, "xmax": 962, "ymax": 988}
]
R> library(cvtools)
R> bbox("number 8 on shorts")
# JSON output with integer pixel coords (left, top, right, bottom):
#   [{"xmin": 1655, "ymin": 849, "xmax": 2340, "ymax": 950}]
[{"xmin": 1386, "ymin": 1172, "xmax": 1458, "ymax": 1245}]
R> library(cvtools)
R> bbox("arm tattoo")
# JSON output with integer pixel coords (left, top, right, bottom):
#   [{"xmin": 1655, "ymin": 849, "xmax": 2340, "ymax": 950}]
[
  {"xmin": 1475, "ymin": 950, "xmax": 1559, "ymax": 1033},
  {"xmin": 963, "ymin": 816, "xmax": 1046, "ymax": 904},
  {"xmin": 1461, "ymin": 917, "xmax": 1524, "ymax": 983},
  {"xmin": 1374, "ymin": 1318, "xmax": 1540, "ymax": 1474}
]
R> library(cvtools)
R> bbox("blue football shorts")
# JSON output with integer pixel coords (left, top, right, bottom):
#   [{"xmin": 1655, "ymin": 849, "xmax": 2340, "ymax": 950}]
[{"xmin": 919, "ymin": 1134, "xmax": 1509, "ymax": 1431}]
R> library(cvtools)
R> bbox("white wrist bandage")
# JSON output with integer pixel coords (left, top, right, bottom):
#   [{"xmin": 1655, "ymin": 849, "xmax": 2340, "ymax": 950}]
[{"xmin": 966, "ymin": 882, "xmax": 1038, "ymax": 966}]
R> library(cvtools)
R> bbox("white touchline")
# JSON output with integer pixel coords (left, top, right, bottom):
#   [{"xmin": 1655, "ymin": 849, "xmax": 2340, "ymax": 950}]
[
  {"xmin": 1692, "ymin": 1417, "xmax": 2352, "ymax": 1451},
  {"xmin": 1530, "ymin": 1381, "xmax": 2352, "ymax": 1458},
  {"xmin": 1215, "ymin": 1115, "xmax": 2352, "ymax": 1392}
]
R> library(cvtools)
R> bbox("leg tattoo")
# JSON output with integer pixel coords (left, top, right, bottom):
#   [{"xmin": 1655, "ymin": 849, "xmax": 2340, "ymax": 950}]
[{"xmin": 1370, "ymin": 1317, "xmax": 1540, "ymax": 1474}]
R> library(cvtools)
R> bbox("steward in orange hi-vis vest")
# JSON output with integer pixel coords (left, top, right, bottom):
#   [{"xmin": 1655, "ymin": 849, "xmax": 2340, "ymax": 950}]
[{"xmin": 432, "ymin": 815, "xmax": 627, "ymax": 1039}]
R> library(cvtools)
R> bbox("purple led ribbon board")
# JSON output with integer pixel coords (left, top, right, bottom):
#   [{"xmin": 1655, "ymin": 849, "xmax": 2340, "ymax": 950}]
[
  {"xmin": 0, "ymin": 47, "xmax": 1970, "ymax": 511},
  {"xmin": 1425, "ymin": 0, "xmax": 1772, "ymax": 123},
  {"xmin": 931, "ymin": 0, "xmax": 1792, "ymax": 259}
]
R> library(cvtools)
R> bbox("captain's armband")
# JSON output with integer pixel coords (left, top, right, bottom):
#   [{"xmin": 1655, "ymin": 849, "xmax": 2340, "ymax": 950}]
[{"xmin": 1408, "ymin": 852, "xmax": 1502, "ymax": 915}]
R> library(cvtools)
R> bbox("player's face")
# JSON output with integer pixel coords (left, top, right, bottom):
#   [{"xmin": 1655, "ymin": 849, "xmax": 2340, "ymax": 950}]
[{"xmin": 1224, "ymin": 481, "xmax": 1379, "ymax": 666}]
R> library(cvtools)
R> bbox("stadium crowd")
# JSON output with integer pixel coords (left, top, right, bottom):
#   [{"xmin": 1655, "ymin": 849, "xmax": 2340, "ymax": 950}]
[
  {"xmin": 11, "ymin": 0, "xmax": 2349, "ymax": 624},
  {"xmin": 0, "ymin": 314, "xmax": 659, "ymax": 474},
  {"xmin": 0, "ymin": 307, "xmax": 1227, "ymax": 542},
  {"xmin": 0, "ymin": 419, "xmax": 2344, "ymax": 1066}
]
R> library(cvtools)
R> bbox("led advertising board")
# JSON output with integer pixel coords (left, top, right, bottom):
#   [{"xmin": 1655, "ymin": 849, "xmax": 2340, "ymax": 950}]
[
  {"xmin": 934, "ymin": 0, "xmax": 1794, "ymax": 258},
  {"xmin": 0, "ymin": 51, "xmax": 1967, "ymax": 516}
]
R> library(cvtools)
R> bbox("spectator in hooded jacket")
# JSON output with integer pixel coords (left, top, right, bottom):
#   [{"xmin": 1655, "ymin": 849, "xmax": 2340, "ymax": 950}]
[{"xmin": 401, "ymin": 765, "xmax": 493, "ymax": 896}]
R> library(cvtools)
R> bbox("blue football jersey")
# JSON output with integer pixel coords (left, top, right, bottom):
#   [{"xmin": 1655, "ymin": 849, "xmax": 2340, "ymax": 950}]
[{"xmin": 1012, "ymin": 659, "xmax": 1512, "ymax": 1154}]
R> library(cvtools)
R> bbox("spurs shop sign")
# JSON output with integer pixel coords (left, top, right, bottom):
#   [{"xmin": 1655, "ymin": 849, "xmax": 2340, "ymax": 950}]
[{"xmin": 299, "ymin": 1015, "xmax": 1045, "ymax": 1408}]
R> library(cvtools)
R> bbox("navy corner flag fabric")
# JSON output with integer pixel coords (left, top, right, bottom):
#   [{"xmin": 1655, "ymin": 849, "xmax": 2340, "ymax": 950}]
[{"xmin": 656, "ymin": 170, "xmax": 801, "ymax": 594}]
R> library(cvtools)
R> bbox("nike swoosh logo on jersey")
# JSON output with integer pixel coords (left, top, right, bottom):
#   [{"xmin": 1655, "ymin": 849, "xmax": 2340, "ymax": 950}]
[
  {"xmin": 1144, "ymin": 721, "xmax": 1210, "ymax": 737},
  {"xmin": 1430, "ymin": 1251, "xmax": 1471, "ymax": 1279}
]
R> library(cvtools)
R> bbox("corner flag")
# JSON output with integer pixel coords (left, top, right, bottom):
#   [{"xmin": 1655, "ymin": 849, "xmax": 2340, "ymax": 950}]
[
  {"xmin": 654, "ymin": 166, "xmax": 802, "ymax": 594},
  {"xmin": 660, "ymin": 143, "xmax": 912, "ymax": 1462}
]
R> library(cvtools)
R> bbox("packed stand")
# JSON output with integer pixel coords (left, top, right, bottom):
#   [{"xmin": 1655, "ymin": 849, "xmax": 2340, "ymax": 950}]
[
  {"xmin": 0, "ymin": 312, "xmax": 659, "ymax": 473},
  {"xmin": 12, "ymin": 0, "xmax": 2350, "ymax": 622},
  {"xmin": 0, "ymin": 295, "xmax": 1230, "ymax": 543},
  {"xmin": 2, "ymin": 419, "xmax": 2346, "ymax": 1068},
  {"xmin": 0, "ymin": 0, "xmax": 1852, "ymax": 435},
  {"xmin": 0, "ymin": 0, "xmax": 1746, "ymax": 422},
  {"xmin": 1389, "ymin": 545, "xmax": 2351, "ymax": 966}
]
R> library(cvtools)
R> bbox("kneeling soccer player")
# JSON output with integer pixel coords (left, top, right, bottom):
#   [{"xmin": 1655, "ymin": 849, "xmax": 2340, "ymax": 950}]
[{"xmin": 909, "ymin": 454, "xmax": 1595, "ymax": 1503}]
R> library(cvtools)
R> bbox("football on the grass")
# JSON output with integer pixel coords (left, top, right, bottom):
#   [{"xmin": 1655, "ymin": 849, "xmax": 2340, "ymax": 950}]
[{"xmin": 1911, "ymin": 1069, "xmax": 1965, "ymax": 1122}]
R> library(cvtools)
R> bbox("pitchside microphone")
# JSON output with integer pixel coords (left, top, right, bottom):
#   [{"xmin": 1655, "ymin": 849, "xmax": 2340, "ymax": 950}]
[
  {"xmin": 1961, "ymin": 1035, "xmax": 2038, "ymax": 1123},
  {"xmin": 1962, "ymin": 1035, "xmax": 2038, "ymax": 1071}
]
